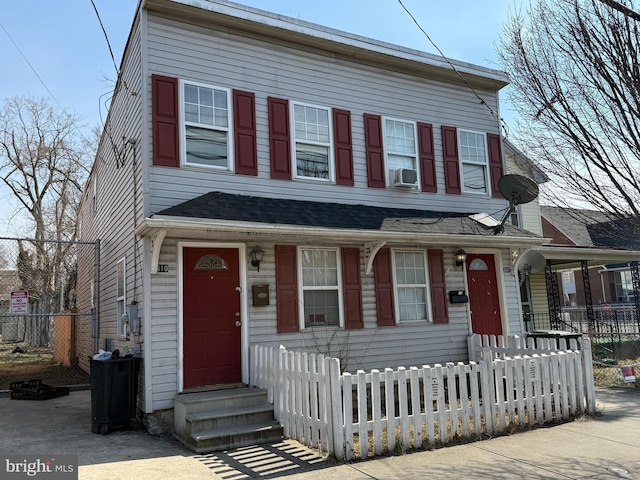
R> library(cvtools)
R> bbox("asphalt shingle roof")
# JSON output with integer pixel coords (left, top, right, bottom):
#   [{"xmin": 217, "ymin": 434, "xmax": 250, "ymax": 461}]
[
  {"xmin": 541, "ymin": 206, "xmax": 640, "ymax": 250},
  {"xmin": 156, "ymin": 191, "xmax": 539, "ymax": 238}
]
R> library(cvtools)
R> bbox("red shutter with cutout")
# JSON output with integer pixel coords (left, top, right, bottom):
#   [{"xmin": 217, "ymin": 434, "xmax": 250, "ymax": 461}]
[
  {"xmin": 341, "ymin": 248, "xmax": 363, "ymax": 329},
  {"xmin": 333, "ymin": 109, "xmax": 354, "ymax": 186},
  {"xmin": 152, "ymin": 75, "xmax": 179, "ymax": 167},
  {"xmin": 442, "ymin": 126, "xmax": 461, "ymax": 194},
  {"xmin": 268, "ymin": 97, "xmax": 291, "ymax": 180},
  {"xmin": 374, "ymin": 248, "xmax": 395, "ymax": 326},
  {"xmin": 364, "ymin": 114, "xmax": 386, "ymax": 188},
  {"xmin": 418, "ymin": 122, "xmax": 437, "ymax": 193},
  {"xmin": 428, "ymin": 249, "xmax": 449, "ymax": 324},
  {"xmin": 233, "ymin": 90, "xmax": 257, "ymax": 176},
  {"xmin": 487, "ymin": 133, "xmax": 504, "ymax": 198},
  {"xmin": 275, "ymin": 245, "xmax": 299, "ymax": 333}
]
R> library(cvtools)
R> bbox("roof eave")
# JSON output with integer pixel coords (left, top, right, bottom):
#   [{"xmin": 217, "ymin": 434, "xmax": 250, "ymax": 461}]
[
  {"xmin": 134, "ymin": 215, "xmax": 544, "ymax": 247},
  {"xmin": 143, "ymin": 0, "xmax": 509, "ymax": 91}
]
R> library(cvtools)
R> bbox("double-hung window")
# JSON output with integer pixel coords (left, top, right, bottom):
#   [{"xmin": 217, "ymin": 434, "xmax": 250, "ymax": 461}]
[
  {"xmin": 393, "ymin": 250, "xmax": 430, "ymax": 322},
  {"xmin": 459, "ymin": 130, "xmax": 490, "ymax": 194},
  {"xmin": 615, "ymin": 270, "xmax": 634, "ymax": 302},
  {"xmin": 182, "ymin": 80, "xmax": 232, "ymax": 169},
  {"xmin": 299, "ymin": 248, "xmax": 343, "ymax": 328},
  {"xmin": 117, "ymin": 258, "xmax": 126, "ymax": 337},
  {"xmin": 384, "ymin": 118, "xmax": 418, "ymax": 182},
  {"xmin": 292, "ymin": 102, "xmax": 332, "ymax": 180}
]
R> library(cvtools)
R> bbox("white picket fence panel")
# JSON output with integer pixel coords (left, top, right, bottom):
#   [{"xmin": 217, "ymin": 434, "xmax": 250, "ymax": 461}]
[{"xmin": 250, "ymin": 336, "xmax": 596, "ymax": 461}]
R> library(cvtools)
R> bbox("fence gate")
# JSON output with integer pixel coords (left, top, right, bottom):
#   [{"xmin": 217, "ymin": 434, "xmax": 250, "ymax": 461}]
[{"xmin": 0, "ymin": 237, "xmax": 99, "ymax": 392}]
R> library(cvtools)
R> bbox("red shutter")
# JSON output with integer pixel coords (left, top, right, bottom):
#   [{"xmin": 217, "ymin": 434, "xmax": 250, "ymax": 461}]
[
  {"xmin": 341, "ymin": 248, "xmax": 363, "ymax": 329},
  {"xmin": 364, "ymin": 114, "xmax": 386, "ymax": 188},
  {"xmin": 428, "ymin": 249, "xmax": 449, "ymax": 324},
  {"xmin": 233, "ymin": 90, "xmax": 257, "ymax": 176},
  {"xmin": 418, "ymin": 122, "xmax": 437, "ymax": 193},
  {"xmin": 442, "ymin": 126, "xmax": 461, "ymax": 194},
  {"xmin": 268, "ymin": 97, "xmax": 291, "ymax": 180},
  {"xmin": 152, "ymin": 75, "xmax": 179, "ymax": 167},
  {"xmin": 374, "ymin": 248, "xmax": 395, "ymax": 326},
  {"xmin": 487, "ymin": 133, "xmax": 504, "ymax": 198},
  {"xmin": 275, "ymin": 245, "xmax": 299, "ymax": 333},
  {"xmin": 333, "ymin": 109, "xmax": 354, "ymax": 186}
]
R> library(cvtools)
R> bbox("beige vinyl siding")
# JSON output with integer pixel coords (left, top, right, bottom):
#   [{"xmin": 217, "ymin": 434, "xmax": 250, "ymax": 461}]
[{"xmin": 144, "ymin": 13, "xmax": 510, "ymax": 217}]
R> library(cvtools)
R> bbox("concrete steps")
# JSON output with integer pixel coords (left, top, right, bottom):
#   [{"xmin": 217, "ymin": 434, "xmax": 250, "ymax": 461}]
[{"xmin": 174, "ymin": 387, "xmax": 283, "ymax": 453}]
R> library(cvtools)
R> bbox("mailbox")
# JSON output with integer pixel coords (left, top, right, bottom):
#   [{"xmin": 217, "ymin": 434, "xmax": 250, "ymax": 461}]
[
  {"xmin": 252, "ymin": 284, "xmax": 269, "ymax": 307},
  {"xmin": 449, "ymin": 290, "xmax": 469, "ymax": 304}
]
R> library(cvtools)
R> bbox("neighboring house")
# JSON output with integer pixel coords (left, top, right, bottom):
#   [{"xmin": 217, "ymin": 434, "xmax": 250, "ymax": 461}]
[
  {"xmin": 77, "ymin": 0, "xmax": 544, "ymax": 435},
  {"xmin": 516, "ymin": 204, "xmax": 640, "ymax": 331}
]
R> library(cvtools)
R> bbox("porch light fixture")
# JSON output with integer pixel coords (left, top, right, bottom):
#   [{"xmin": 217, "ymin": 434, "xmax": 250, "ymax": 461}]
[
  {"xmin": 250, "ymin": 245, "xmax": 265, "ymax": 272},
  {"xmin": 455, "ymin": 249, "xmax": 467, "ymax": 267}
]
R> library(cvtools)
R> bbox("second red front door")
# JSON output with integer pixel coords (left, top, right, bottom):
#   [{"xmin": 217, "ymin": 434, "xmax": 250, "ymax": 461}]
[{"xmin": 466, "ymin": 253, "xmax": 503, "ymax": 336}]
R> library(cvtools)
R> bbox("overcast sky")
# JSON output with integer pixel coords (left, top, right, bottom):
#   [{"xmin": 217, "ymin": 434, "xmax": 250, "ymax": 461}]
[{"xmin": 0, "ymin": 0, "xmax": 522, "ymax": 231}]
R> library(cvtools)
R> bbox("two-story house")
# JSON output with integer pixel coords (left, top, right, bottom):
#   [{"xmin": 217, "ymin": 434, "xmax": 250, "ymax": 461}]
[{"xmin": 77, "ymin": 0, "xmax": 544, "ymax": 437}]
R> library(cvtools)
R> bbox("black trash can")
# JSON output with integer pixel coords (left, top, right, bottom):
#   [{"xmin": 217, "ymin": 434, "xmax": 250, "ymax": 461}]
[{"xmin": 90, "ymin": 356, "xmax": 140, "ymax": 434}]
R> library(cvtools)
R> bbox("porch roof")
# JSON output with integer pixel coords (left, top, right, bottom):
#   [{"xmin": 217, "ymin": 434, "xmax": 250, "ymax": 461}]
[{"xmin": 136, "ymin": 191, "xmax": 542, "ymax": 246}]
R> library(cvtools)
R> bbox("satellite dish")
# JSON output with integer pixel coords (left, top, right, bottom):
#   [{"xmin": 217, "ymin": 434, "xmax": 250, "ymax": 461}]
[
  {"xmin": 494, "ymin": 174, "xmax": 540, "ymax": 234},
  {"xmin": 518, "ymin": 250, "xmax": 546, "ymax": 276},
  {"xmin": 498, "ymin": 174, "xmax": 539, "ymax": 205}
]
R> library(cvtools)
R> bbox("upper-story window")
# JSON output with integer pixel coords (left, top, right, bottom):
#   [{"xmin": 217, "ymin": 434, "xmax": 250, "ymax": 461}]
[
  {"xmin": 292, "ymin": 102, "xmax": 333, "ymax": 181},
  {"xmin": 181, "ymin": 80, "xmax": 232, "ymax": 169},
  {"xmin": 384, "ymin": 118, "xmax": 418, "ymax": 185},
  {"xmin": 459, "ymin": 130, "xmax": 490, "ymax": 195}
]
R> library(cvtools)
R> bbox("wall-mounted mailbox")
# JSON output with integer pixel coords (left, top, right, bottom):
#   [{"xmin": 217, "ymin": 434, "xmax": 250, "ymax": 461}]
[
  {"xmin": 252, "ymin": 284, "xmax": 269, "ymax": 307},
  {"xmin": 449, "ymin": 290, "xmax": 469, "ymax": 304}
]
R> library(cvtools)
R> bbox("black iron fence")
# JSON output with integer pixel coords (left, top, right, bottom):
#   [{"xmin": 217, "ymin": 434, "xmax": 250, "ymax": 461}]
[{"xmin": 524, "ymin": 304, "xmax": 640, "ymax": 340}]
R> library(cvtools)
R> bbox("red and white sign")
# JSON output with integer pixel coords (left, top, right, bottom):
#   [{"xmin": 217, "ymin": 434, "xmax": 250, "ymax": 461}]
[{"xmin": 10, "ymin": 290, "xmax": 28, "ymax": 315}]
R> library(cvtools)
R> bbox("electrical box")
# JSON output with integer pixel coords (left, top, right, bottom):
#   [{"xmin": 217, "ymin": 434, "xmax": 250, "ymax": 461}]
[
  {"xmin": 252, "ymin": 284, "xmax": 269, "ymax": 307},
  {"xmin": 449, "ymin": 290, "xmax": 469, "ymax": 304}
]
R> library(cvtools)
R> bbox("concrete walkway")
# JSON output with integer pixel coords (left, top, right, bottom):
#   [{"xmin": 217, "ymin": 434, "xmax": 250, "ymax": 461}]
[{"xmin": 1, "ymin": 388, "xmax": 639, "ymax": 479}]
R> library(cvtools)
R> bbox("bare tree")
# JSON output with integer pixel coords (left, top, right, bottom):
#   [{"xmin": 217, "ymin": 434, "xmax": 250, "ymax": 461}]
[
  {"xmin": 498, "ymin": 0, "xmax": 640, "ymax": 233},
  {"xmin": 0, "ymin": 96, "xmax": 93, "ymax": 323}
]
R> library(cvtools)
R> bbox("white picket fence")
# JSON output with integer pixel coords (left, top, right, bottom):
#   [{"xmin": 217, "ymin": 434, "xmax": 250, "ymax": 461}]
[{"xmin": 250, "ymin": 335, "xmax": 597, "ymax": 461}]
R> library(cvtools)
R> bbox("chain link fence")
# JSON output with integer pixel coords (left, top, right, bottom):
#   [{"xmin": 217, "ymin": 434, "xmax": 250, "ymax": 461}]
[{"xmin": 0, "ymin": 237, "xmax": 98, "ymax": 391}]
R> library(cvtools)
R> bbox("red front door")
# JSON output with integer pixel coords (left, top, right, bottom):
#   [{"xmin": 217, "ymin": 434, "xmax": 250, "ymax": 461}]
[
  {"xmin": 183, "ymin": 247, "xmax": 241, "ymax": 389},
  {"xmin": 466, "ymin": 253, "xmax": 503, "ymax": 336}
]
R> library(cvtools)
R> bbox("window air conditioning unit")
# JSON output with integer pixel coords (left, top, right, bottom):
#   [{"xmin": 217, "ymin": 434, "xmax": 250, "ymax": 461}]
[{"xmin": 393, "ymin": 168, "xmax": 418, "ymax": 188}]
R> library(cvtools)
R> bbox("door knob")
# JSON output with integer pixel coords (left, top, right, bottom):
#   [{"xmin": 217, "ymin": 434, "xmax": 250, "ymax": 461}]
[{"xmin": 235, "ymin": 321, "xmax": 241, "ymax": 327}]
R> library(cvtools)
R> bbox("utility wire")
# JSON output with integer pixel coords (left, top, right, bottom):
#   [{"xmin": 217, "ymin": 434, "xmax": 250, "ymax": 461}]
[
  {"xmin": 397, "ymin": 0, "xmax": 509, "ymax": 136},
  {"xmin": 90, "ymin": 0, "xmax": 120, "ymax": 76},
  {"xmin": 0, "ymin": 22, "xmax": 64, "ymax": 112},
  {"xmin": 597, "ymin": 0, "xmax": 640, "ymax": 21}
]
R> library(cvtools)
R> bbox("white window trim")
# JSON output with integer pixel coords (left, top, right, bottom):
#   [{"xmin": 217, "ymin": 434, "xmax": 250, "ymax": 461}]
[
  {"xmin": 179, "ymin": 79, "xmax": 234, "ymax": 171},
  {"xmin": 290, "ymin": 101, "xmax": 334, "ymax": 182},
  {"xmin": 382, "ymin": 116, "xmax": 420, "ymax": 187},
  {"xmin": 297, "ymin": 246, "xmax": 344, "ymax": 330},
  {"xmin": 458, "ymin": 129, "xmax": 490, "ymax": 196},
  {"xmin": 117, "ymin": 257, "xmax": 127, "ymax": 338},
  {"xmin": 391, "ymin": 249, "xmax": 432, "ymax": 324}
]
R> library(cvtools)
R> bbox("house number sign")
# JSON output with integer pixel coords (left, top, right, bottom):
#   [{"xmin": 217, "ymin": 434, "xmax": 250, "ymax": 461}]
[{"xmin": 157, "ymin": 264, "xmax": 169, "ymax": 273}]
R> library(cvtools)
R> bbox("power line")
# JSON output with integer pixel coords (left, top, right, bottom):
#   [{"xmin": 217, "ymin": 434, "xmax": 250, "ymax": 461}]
[
  {"xmin": 396, "ymin": 0, "xmax": 508, "ymax": 136},
  {"xmin": 597, "ymin": 0, "xmax": 640, "ymax": 21},
  {"xmin": 89, "ymin": 0, "xmax": 120, "ymax": 76},
  {"xmin": 0, "ymin": 22, "xmax": 64, "ymax": 112}
]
